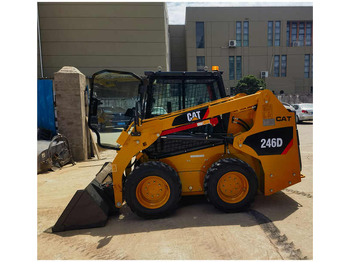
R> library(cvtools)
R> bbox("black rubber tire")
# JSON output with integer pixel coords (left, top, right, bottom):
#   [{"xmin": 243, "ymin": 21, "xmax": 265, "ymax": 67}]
[
  {"xmin": 124, "ymin": 161, "xmax": 182, "ymax": 218},
  {"xmin": 296, "ymin": 115, "xmax": 300, "ymax": 124},
  {"xmin": 204, "ymin": 158, "xmax": 258, "ymax": 212}
]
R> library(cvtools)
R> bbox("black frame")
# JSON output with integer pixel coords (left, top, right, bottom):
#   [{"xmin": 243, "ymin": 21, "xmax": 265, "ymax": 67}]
[
  {"xmin": 144, "ymin": 71, "xmax": 226, "ymax": 119},
  {"xmin": 88, "ymin": 69, "xmax": 143, "ymax": 150}
]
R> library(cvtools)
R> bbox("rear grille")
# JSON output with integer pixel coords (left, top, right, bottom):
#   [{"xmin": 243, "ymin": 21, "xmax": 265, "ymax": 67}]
[{"xmin": 144, "ymin": 137, "xmax": 223, "ymax": 159}]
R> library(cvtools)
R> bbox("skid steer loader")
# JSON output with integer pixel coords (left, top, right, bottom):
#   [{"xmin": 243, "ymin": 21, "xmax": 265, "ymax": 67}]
[{"xmin": 51, "ymin": 68, "xmax": 302, "ymax": 232}]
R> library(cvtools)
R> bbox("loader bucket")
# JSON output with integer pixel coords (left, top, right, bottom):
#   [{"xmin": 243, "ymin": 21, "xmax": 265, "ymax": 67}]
[{"xmin": 51, "ymin": 162, "xmax": 117, "ymax": 232}]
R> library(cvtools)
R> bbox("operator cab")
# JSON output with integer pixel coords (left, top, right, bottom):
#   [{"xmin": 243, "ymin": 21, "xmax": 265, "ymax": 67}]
[{"xmin": 88, "ymin": 69, "xmax": 226, "ymax": 149}]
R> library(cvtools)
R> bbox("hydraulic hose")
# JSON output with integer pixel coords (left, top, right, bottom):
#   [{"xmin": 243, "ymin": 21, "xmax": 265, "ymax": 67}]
[{"xmin": 232, "ymin": 117, "xmax": 251, "ymax": 131}]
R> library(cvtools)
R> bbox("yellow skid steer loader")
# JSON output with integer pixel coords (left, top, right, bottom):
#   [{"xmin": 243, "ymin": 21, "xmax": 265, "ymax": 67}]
[{"xmin": 51, "ymin": 69, "xmax": 302, "ymax": 232}]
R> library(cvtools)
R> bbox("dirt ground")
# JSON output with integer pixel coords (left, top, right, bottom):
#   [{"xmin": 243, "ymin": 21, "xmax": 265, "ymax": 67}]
[{"xmin": 37, "ymin": 122, "xmax": 313, "ymax": 260}]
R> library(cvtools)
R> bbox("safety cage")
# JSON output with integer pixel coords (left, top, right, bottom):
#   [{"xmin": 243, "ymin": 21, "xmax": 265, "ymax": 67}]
[{"xmin": 88, "ymin": 70, "xmax": 227, "ymax": 150}]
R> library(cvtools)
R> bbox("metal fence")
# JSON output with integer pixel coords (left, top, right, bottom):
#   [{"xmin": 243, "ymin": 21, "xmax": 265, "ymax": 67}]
[{"xmin": 277, "ymin": 93, "xmax": 313, "ymax": 104}]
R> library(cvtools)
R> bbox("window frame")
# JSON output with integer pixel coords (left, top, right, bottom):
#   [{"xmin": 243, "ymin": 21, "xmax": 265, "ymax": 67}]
[
  {"xmin": 236, "ymin": 21, "xmax": 242, "ymax": 47},
  {"xmin": 243, "ymin": 21, "xmax": 249, "ymax": 47},
  {"xmin": 281, "ymin": 55, "xmax": 287, "ymax": 77},
  {"xmin": 298, "ymin": 22, "xmax": 305, "ymax": 46},
  {"xmin": 236, "ymin": 56, "xmax": 242, "ymax": 80},
  {"xmin": 304, "ymin": 54, "xmax": 310, "ymax": 78},
  {"xmin": 196, "ymin": 22, "xmax": 205, "ymax": 48},
  {"xmin": 229, "ymin": 56, "xmax": 235, "ymax": 80},
  {"xmin": 286, "ymin": 21, "xmax": 290, "ymax": 46},
  {"xmin": 287, "ymin": 21, "xmax": 313, "ymax": 47},
  {"xmin": 196, "ymin": 56, "xmax": 205, "ymax": 72},
  {"xmin": 145, "ymin": 75, "xmax": 224, "ymax": 118},
  {"xmin": 274, "ymin": 55, "xmax": 280, "ymax": 77},
  {"xmin": 268, "ymin": 21, "xmax": 273, "ymax": 46},
  {"xmin": 306, "ymin": 22, "xmax": 312, "ymax": 46},
  {"xmin": 274, "ymin": 21, "xmax": 281, "ymax": 46}
]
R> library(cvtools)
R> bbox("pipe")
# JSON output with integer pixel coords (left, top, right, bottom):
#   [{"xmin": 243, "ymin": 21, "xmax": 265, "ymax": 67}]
[{"xmin": 37, "ymin": 5, "xmax": 44, "ymax": 78}]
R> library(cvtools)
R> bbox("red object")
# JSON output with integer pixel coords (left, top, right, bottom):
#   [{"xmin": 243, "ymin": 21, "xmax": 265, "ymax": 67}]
[
  {"xmin": 203, "ymin": 108, "xmax": 210, "ymax": 119},
  {"xmin": 282, "ymin": 139, "xmax": 293, "ymax": 155},
  {"xmin": 161, "ymin": 117, "xmax": 218, "ymax": 136},
  {"xmin": 302, "ymin": 110, "xmax": 308, "ymax": 114}
]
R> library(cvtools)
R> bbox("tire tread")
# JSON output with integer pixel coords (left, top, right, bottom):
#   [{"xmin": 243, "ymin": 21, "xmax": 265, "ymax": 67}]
[
  {"xmin": 204, "ymin": 158, "xmax": 258, "ymax": 212},
  {"xmin": 124, "ymin": 161, "xmax": 181, "ymax": 219}
]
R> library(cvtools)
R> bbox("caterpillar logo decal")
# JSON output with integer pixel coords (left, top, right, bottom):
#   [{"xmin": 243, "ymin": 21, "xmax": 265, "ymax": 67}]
[
  {"xmin": 172, "ymin": 107, "xmax": 209, "ymax": 126},
  {"xmin": 187, "ymin": 111, "xmax": 201, "ymax": 122},
  {"xmin": 276, "ymin": 116, "xmax": 292, "ymax": 121},
  {"xmin": 243, "ymin": 127, "xmax": 293, "ymax": 155}
]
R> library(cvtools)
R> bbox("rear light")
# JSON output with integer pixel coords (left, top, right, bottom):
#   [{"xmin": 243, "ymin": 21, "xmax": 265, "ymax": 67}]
[{"xmin": 302, "ymin": 110, "xmax": 308, "ymax": 114}]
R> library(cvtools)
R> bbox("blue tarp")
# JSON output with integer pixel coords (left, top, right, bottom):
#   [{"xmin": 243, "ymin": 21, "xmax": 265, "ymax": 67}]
[{"xmin": 37, "ymin": 79, "xmax": 56, "ymax": 134}]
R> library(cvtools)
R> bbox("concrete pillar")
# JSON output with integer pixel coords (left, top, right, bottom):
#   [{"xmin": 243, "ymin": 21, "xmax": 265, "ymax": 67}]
[{"xmin": 54, "ymin": 66, "xmax": 88, "ymax": 161}]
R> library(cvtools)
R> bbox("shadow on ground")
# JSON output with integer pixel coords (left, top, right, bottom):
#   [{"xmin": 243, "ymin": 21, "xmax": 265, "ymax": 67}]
[
  {"xmin": 51, "ymin": 191, "xmax": 300, "ymax": 242},
  {"xmin": 298, "ymin": 121, "xmax": 313, "ymax": 125}
]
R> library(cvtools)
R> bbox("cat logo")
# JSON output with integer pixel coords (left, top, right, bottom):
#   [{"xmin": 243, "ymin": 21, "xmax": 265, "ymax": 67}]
[
  {"xmin": 187, "ymin": 111, "xmax": 201, "ymax": 122},
  {"xmin": 276, "ymin": 116, "xmax": 292, "ymax": 122}
]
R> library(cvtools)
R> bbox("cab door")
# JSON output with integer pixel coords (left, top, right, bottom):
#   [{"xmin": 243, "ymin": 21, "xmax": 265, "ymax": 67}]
[{"xmin": 88, "ymin": 70, "xmax": 143, "ymax": 149}]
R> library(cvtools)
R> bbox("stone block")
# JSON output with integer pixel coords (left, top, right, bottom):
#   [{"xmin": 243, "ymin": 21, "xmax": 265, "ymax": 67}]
[{"xmin": 54, "ymin": 66, "xmax": 88, "ymax": 161}]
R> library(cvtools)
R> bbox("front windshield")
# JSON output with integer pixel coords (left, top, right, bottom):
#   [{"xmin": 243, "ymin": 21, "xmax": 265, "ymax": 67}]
[{"xmin": 147, "ymin": 77, "xmax": 221, "ymax": 118}]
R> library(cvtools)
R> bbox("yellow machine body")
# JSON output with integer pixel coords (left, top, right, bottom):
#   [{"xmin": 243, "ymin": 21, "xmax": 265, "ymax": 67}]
[{"xmin": 111, "ymin": 90, "xmax": 301, "ymax": 207}]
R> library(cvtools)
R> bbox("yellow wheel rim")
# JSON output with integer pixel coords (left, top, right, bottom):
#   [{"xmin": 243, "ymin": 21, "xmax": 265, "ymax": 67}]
[
  {"xmin": 217, "ymin": 172, "xmax": 249, "ymax": 203},
  {"xmin": 136, "ymin": 176, "xmax": 170, "ymax": 209}
]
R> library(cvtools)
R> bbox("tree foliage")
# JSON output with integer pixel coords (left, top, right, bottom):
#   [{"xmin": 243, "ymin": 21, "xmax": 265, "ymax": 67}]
[{"xmin": 232, "ymin": 75, "xmax": 266, "ymax": 95}]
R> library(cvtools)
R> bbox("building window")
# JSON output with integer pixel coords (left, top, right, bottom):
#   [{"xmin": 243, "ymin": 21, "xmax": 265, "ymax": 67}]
[
  {"xmin": 236, "ymin": 56, "xmax": 242, "ymax": 80},
  {"xmin": 274, "ymin": 55, "xmax": 280, "ymax": 77},
  {"xmin": 236, "ymin": 22, "xmax": 242, "ymax": 47},
  {"xmin": 268, "ymin": 21, "xmax": 273, "ymax": 46},
  {"xmin": 304, "ymin": 54, "xmax": 310, "ymax": 78},
  {"xmin": 306, "ymin": 22, "xmax": 312, "ymax": 46},
  {"xmin": 287, "ymin": 21, "xmax": 312, "ymax": 47},
  {"xmin": 197, "ymin": 56, "xmax": 205, "ymax": 71},
  {"xmin": 229, "ymin": 56, "xmax": 235, "ymax": 80},
  {"xmin": 243, "ymin": 21, "xmax": 249, "ymax": 46},
  {"xmin": 236, "ymin": 21, "xmax": 249, "ymax": 47},
  {"xmin": 286, "ymin": 22, "xmax": 290, "ymax": 46},
  {"xmin": 291, "ymin": 22, "xmax": 297, "ymax": 45},
  {"xmin": 311, "ymin": 54, "xmax": 313, "ymax": 78},
  {"xmin": 273, "ymin": 55, "xmax": 287, "ymax": 77},
  {"xmin": 281, "ymin": 55, "xmax": 287, "ymax": 77},
  {"xmin": 196, "ymin": 22, "xmax": 204, "ymax": 48},
  {"xmin": 274, "ymin": 21, "xmax": 281, "ymax": 46},
  {"xmin": 268, "ymin": 21, "xmax": 281, "ymax": 46},
  {"xmin": 298, "ymin": 22, "xmax": 305, "ymax": 46},
  {"xmin": 304, "ymin": 55, "xmax": 313, "ymax": 78}
]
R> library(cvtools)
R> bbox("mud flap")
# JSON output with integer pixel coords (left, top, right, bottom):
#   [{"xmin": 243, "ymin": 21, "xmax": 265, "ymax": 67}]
[{"xmin": 51, "ymin": 162, "xmax": 118, "ymax": 232}]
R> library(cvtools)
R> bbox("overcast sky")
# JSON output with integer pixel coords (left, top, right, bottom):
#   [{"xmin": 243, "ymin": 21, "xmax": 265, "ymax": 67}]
[{"xmin": 166, "ymin": 1, "xmax": 313, "ymax": 24}]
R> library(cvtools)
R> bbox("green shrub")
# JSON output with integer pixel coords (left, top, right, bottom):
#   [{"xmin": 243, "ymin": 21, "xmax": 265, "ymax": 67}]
[{"xmin": 231, "ymin": 75, "xmax": 266, "ymax": 95}]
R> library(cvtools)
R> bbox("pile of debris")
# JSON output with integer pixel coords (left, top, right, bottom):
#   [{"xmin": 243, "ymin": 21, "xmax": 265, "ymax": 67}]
[{"xmin": 37, "ymin": 128, "xmax": 75, "ymax": 174}]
